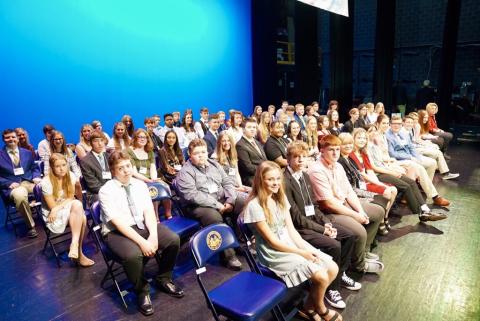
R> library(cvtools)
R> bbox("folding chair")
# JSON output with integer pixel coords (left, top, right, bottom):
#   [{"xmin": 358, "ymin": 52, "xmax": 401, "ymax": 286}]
[
  {"xmin": 190, "ymin": 223, "xmax": 287, "ymax": 321},
  {"xmin": 147, "ymin": 182, "xmax": 200, "ymax": 239},
  {"xmin": 237, "ymin": 215, "xmax": 310, "ymax": 320},
  {"xmin": 2, "ymin": 185, "xmax": 40, "ymax": 237},
  {"xmin": 33, "ymin": 184, "xmax": 73, "ymax": 267},
  {"xmin": 90, "ymin": 201, "xmax": 129, "ymax": 309}
]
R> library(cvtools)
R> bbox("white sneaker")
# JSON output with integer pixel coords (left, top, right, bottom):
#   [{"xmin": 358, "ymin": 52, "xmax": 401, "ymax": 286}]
[
  {"xmin": 341, "ymin": 272, "xmax": 362, "ymax": 291},
  {"xmin": 442, "ymin": 173, "xmax": 459, "ymax": 180},
  {"xmin": 325, "ymin": 290, "xmax": 346, "ymax": 309},
  {"xmin": 365, "ymin": 252, "xmax": 380, "ymax": 261},
  {"xmin": 364, "ymin": 260, "xmax": 384, "ymax": 274}
]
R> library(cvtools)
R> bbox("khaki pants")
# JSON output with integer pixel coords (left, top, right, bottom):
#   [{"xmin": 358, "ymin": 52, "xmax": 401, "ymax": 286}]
[
  {"xmin": 398, "ymin": 160, "xmax": 438, "ymax": 200},
  {"xmin": 418, "ymin": 147, "xmax": 449, "ymax": 174},
  {"xmin": 10, "ymin": 181, "xmax": 36, "ymax": 229}
]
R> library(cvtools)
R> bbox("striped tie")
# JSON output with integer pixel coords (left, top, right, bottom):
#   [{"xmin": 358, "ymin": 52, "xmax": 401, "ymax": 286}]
[{"xmin": 9, "ymin": 150, "xmax": 20, "ymax": 166}]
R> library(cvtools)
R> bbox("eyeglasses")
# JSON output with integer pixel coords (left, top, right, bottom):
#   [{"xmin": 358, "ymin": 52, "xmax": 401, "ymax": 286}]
[{"xmin": 53, "ymin": 138, "xmax": 63, "ymax": 141}]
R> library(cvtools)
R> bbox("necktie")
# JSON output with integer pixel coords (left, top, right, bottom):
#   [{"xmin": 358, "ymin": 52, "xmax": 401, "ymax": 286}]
[
  {"xmin": 298, "ymin": 175, "xmax": 312, "ymax": 206},
  {"xmin": 250, "ymin": 140, "xmax": 263, "ymax": 157},
  {"xmin": 9, "ymin": 150, "xmax": 19, "ymax": 166},
  {"xmin": 123, "ymin": 184, "xmax": 145, "ymax": 229},
  {"xmin": 98, "ymin": 153, "xmax": 106, "ymax": 171}
]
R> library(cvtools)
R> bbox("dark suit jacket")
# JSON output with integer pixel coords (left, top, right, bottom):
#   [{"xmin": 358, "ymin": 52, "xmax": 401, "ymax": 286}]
[
  {"xmin": 79, "ymin": 151, "xmax": 110, "ymax": 196},
  {"xmin": 203, "ymin": 131, "xmax": 217, "ymax": 157},
  {"xmin": 0, "ymin": 147, "xmax": 41, "ymax": 199},
  {"xmin": 284, "ymin": 169, "xmax": 331, "ymax": 235},
  {"xmin": 236, "ymin": 136, "xmax": 266, "ymax": 186}
]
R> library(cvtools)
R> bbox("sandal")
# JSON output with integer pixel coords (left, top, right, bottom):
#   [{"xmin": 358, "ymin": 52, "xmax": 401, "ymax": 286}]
[
  {"xmin": 319, "ymin": 308, "xmax": 341, "ymax": 321},
  {"xmin": 297, "ymin": 309, "xmax": 321, "ymax": 321},
  {"xmin": 378, "ymin": 222, "xmax": 389, "ymax": 236},
  {"xmin": 68, "ymin": 242, "xmax": 79, "ymax": 259}
]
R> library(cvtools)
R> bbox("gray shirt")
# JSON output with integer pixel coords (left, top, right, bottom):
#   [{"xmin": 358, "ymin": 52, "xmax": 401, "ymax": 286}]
[{"xmin": 174, "ymin": 159, "xmax": 237, "ymax": 210}]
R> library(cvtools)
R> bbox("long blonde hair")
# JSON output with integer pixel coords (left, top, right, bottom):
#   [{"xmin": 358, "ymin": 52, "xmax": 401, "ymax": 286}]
[
  {"xmin": 48, "ymin": 153, "xmax": 74, "ymax": 200},
  {"xmin": 214, "ymin": 132, "xmax": 238, "ymax": 167},
  {"xmin": 245, "ymin": 161, "xmax": 287, "ymax": 225},
  {"xmin": 305, "ymin": 116, "xmax": 318, "ymax": 149},
  {"xmin": 352, "ymin": 127, "xmax": 368, "ymax": 153},
  {"xmin": 257, "ymin": 112, "xmax": 271, "ymax": 143}
]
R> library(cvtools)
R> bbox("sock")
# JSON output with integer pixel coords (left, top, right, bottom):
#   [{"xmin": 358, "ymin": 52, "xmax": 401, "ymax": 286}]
[{"xmin": 421, "ymin": 204, "xmax": 430, "ymax": 213}]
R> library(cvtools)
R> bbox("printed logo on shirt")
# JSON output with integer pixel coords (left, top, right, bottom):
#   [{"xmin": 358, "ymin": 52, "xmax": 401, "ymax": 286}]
[{"xmin": 206, "ymin": 231, "xmax": 222, "ymax": 251}]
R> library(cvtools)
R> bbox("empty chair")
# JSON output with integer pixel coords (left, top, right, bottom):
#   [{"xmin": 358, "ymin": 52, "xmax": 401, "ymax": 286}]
[{"xmin": 190, "ymin": 223, "xmax": 287, "ymax": 321}]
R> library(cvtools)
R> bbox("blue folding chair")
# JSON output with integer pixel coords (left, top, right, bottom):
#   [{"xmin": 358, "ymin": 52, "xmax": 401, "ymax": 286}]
[
  {"xmin": 147, "ymin": 182, "xmax": 200, "ymax": 239},
  {"xmin": 90, "ymin": 201, "xmax": 129, "ymax": 309},
  {"xmin": 190, "ymin": 223, "xmax": 287, "ymax": 321},
  {"xmin": 237, "ymin": 215, "xmax": 310, "ymax": 320}
]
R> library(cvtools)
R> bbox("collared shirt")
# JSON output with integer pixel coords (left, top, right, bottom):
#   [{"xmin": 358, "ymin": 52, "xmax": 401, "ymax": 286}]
[
  {"xmin": 307, "ymin": 159, "xmax": 355, "ymax": 203},
  {"xmin": 92, "ymin": 150, "xmax": 108, "ymax": 170},
  {"xmin": 288, "ymin": 166, "xmax": 303, "ymax": 182},
  {"xmin": 98, "ymin": 177, "xmax": 153, "ymax": 235},
  {"xmin": 175, "ymin": 159, "xmax": 237, "ymax": 210},
  {"xmin": 6, "ymin": 147, "xmax": 20, "ymax": 165}
]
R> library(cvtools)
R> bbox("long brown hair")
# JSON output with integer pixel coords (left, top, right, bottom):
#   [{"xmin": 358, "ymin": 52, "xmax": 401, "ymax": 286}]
[
  {"xmin": 112, "ymin": 122, "xmax": 130, "ymax": 150},
  {"xmin": 417, "ymin": 109, "xmax": 430, "ymax": 135},
  {"xmin": 49, "ymin": 131, "xmax": 71, "ymax": 156},
  {"xmin": 121, "ymin": 114, "xmax": 135, "ymax": 137},
  {"xmin": 245, "ymin": 161, "xmax": 287, "ymax": 225},
  {"xmin": 48, "ymin": 153, "xmax": 75, "ymax": 200},
  {"xmin": 131, "ymin": 128, "xmax": 153, "ymax": 152},
  {"xmin": 163, "ymin": 130, "xmax": 184, "ymax": 163},
  {"xmin": 215, "ymin": 132, "xmax": 238, "ymax": 167}
]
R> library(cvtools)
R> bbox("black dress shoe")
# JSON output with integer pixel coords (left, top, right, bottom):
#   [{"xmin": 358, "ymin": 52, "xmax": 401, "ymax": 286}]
[
  {"xmin": 157, "ymin": 280, "xmax": 184, "ymax": 298},
  {"xmin": 137, "ymin": 293, "xmax": 154, "ymax": 316},
  {"xmin": 419, "ymin": 211, "xmax": 448, "ymax": 222},
  {"xmin": 27, "ymin": 228, "xmax": 38, "ymax": 238}
]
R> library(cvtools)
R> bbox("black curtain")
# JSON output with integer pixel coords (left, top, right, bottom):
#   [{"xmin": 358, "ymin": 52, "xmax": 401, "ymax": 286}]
[
  {"xmin": 373, "ymin": 0, "xmax": 396, "ymax": 110},
  {"xmin": 251, "ymin": 0, "xmax": 279, "ymax": 109},
  {"xmin": 329, "ymin": 0, "xmax": 354, "ymax": 120},
  {"xmin": 437, "ymin": 0, "xmax": 462, "ymax": 128},
  {"xmin": 294, "ymin": 1, "xmax": 319, "ymax": 104}
]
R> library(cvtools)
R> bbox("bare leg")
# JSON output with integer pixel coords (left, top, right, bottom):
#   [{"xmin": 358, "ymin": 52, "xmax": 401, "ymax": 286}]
[{"xmin": 163, "ymin": 199, "xmax": 172, "ymax": 219}]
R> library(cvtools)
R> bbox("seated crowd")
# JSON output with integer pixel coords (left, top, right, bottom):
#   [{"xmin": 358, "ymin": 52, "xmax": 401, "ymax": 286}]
[{"xmin": 0, "ymin": 100, "xmax": 458, "ymax": 319}]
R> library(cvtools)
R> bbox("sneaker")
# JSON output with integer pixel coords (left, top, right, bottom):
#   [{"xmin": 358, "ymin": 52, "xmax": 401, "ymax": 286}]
[
  {"xmin": 325, "ymin": 290, "xmax": 346, "ymax": 309},
  {"xmin": 365, "ymin": 252, "xmax": 380, "ymax": 261},
  {"xmin": 341, "ymin": 272, "xmax": 362, "ymax": 291},
  {"xmin": 442, "ymin": 173, "xmax": 459, "ymax": 180},
  {"xmin": 419, "ymin": 211, "xmax": 448, "ymax": 222},
  {"xmin": 364, "ymin": 260, "xmax": 384, "ymax": 274},
  {"xmin": 224, "ymin": 255, "xmax": 242, "ymax": 271}
]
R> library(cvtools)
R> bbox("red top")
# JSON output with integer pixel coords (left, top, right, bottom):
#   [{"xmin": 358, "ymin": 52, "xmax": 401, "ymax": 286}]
[
  {"xmin": 349, "ymin": 151, "xmax": 386, "ymax": 194},
  {"xmin": 428, "ymin": 114, "xmax": 439, "ymax": 132}
]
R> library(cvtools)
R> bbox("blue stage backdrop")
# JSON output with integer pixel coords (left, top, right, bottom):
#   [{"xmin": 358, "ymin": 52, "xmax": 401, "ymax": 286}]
[{"xmin": 0, "ymin": 0, "xmax": 252, "ymax": 145}]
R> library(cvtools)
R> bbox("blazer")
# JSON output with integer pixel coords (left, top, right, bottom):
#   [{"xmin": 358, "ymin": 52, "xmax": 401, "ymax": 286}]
[
  {"xmin": 236, "ymin": 136, "xmax": 266, "ymax": 186},
  {"xmin": 284, "ymin": 169, "xmax": 330, "ymax": 235},
  {"xmin": 385, "ymin": 129, "xmax": 420, "ymax": 161},
  {"xmin": 0, "ymin": 146, "xmax": 41, "ymax": 199},
  {"xmin": 79, "ymin": 151, "xmax": 110, "ymax": 195},
  {"xmin": 294, "ymin": 114, "xmax": 307, "ymax": 130},
  {"xmin": 203, "ymin": 130, "xmax": 217, "ymax": 157}
]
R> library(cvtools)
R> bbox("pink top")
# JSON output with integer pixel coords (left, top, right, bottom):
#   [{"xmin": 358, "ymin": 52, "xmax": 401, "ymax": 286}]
[{"xmin": 307, "ymin": 159, "xmax": 356, "ymax": 204}]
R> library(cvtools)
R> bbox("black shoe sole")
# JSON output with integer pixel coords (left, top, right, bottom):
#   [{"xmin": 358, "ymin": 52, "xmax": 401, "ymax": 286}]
[
  {"xmin": 138, "ymin": 307, "xmax": 154, "ymax": 316},
  {"xmin": 419, "ymin": 216, "xmax": 447, "ymax": 222}
]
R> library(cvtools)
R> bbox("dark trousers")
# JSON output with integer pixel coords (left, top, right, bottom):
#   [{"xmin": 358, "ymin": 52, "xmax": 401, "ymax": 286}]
[
  {"xmin": 300, "ymin": 224, "xmax": 355, "ymax": 290},
  {"xmin": 187, "ymin": 197, "xmax": 246, "ymax": 258},
  {"xmin": 377, "ymin": 173, "xmax": 424, "ymax": 213},
  {"xmin": 432, "ymin": 131, "xmax": 453, "ymax": 152},
  {"xmin": 105, "ymin": 224, "xmax": 180, "ymax": 295}
]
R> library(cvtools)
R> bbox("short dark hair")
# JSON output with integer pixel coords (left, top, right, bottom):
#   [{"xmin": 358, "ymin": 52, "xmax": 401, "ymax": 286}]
[
  {"xmin": 188, "ymin": 138, "xmax": 207, "ymax": 154},
  {"xmin": 164, "ymin": 113, "xmax": 173, "ymax": 120},
  {"xmin": 208, "ymin": 113, "xmax": 219, "ymax": 121},
  {"xmin": 242, "ymin": 117, "xmax": 257, "ymax": 128},
  {"xmin": 43, "ymin": 124, "xmax": 55, "ymax": 134},
  {"xmin": 2, "ymin": 129, "xmax": 16, "ymax": 139}
]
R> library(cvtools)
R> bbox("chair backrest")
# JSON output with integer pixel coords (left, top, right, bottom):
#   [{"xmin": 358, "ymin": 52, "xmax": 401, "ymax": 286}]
[
  {"xmin": 190, "ymin": 223, "xmax": 239, "ymax": 268},
  {"xmin": 91, "ymin": 201, "xmax": 102, "ymax": 226},
  {"xmin": 147, "ymin": 182, "xmax": 171, "ymax": 202}
]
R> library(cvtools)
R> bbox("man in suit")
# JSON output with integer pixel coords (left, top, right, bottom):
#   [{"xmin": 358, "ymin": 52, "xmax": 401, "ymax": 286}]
[
  {"xmin": 294, "ymin": 103, "xmax": 307, "ymax": 130},
  {"xmin": 194, "ymin": 107, "xmax": 209, "ymax": 136},
  {"xmin": 203, "ymin": 113, "xmax": 220, "ymax": 157},
  {"xmin": 0, "ymin": 129, "xmax": 41, "ymax": 238},
  {"xmin": 236, "ymin": 117, "xmax": 267, "ymax": 186},
  {"xmin": 79, "ymin": 131, "xmax": 112, "ymax": 206},
  {"xmin": 284, "ymin": 142, "xmax": 359, "ymax": 309}
]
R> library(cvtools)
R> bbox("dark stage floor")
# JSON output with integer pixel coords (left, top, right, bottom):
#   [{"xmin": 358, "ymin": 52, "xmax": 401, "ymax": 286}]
[{"xmin": 1, "ymin": 142, "xmax": 479, "ymax": 321}]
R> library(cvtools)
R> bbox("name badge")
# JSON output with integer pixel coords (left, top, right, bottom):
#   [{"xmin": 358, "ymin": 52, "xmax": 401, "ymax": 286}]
[
  {"xmin": 277, "ymin": 228, "xmax": 289, "ymax": 243},
  {"xmin": 102, "ymin": 171, "xmax": 112, "ymax": 180},
  {"xmin": 305, "ymin": 205, "xmax": 315, "ymax": 216},
  {"xmin": 228, "ymin": 168, "xmax": 236, "ymax": 176},
  {"xmin": 13, "ymin": 167, "xmax": 24, "ymax": 176},
  {"xmin": 174, "ymin": 164, "xmax": 182, "ymax": 171},
  {"xmin": 359, "ymin": 181, "xmax": 367, "ymax": 190},
  {"xmin": 139, "ymin": 167, "xmax": 148, "ymax": 175},
  {"xmin": 207, "ymin": 184, "xmax": 218, "ymax": 194}
]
